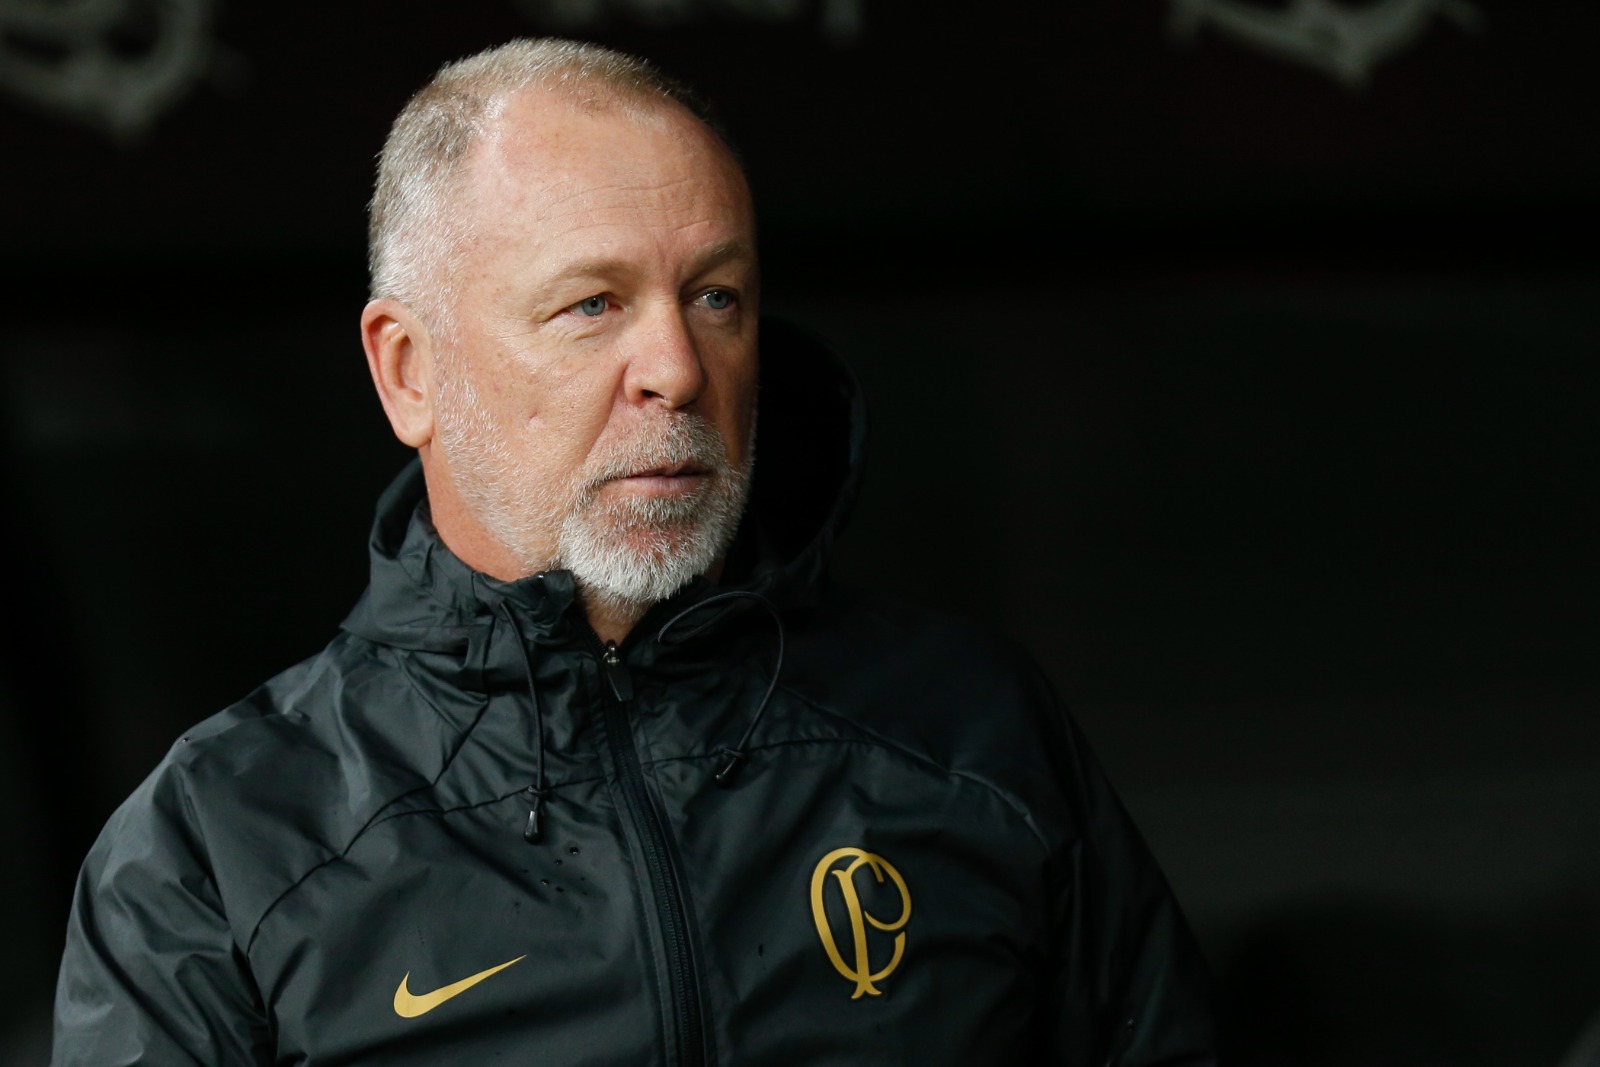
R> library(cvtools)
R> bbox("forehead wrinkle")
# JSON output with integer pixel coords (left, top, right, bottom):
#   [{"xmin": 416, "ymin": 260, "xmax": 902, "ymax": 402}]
[
  {"xmin": 512, "ymin": 173, "xmax": 750, "ymax": 264},
  {"xmin": 534, "ymin": 173, "xmax": 717, "ymax": 221},
  {"xmin": 472, "ymin": 141, "xmax": 737, "ymax": 240}
]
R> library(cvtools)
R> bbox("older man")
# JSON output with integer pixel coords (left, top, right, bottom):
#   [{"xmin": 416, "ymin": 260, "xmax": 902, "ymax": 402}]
[{"xmin": 53, "ymin": 39, "xmax": 1216, "ymax": 1065}]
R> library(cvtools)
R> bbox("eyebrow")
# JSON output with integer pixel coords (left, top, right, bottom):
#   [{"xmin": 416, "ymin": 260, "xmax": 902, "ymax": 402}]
[
  {"xmin": 690, "ymin": 239, "xmax": 759, "ymax": 275},
  {"xmin": 541, "ymin": 239, "xmax": 758, "ymax": 290}
]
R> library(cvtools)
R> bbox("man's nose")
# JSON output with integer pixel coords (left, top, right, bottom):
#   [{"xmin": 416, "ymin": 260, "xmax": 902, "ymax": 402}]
[{"xmin": 622, "ymin": 306, "xmax": 706, "ymax": 409}]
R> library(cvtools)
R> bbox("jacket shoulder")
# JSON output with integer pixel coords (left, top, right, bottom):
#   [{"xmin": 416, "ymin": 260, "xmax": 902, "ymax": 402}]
[
  {"xmin": 109, "ymin": 631, "xmax": 473, "ymax": 946},
  {"xmin": 782, "ymin": 589, "xmax": 1085, "ymax": 834}
]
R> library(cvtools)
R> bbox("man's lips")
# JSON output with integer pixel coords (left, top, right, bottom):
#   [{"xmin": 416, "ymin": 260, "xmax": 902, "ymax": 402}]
[
  {"xmin": 604, "ymin": 462, "xmax": 711, "ymax": 495},
  {"xmin": 635, "ymin": 460, "xmax": 707, "ymax": 478}
]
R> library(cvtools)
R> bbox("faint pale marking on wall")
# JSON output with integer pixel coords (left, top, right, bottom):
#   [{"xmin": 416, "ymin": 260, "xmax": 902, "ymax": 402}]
[
  {"xmin": 513, "ymin": 0, "xmax": 864, "ymax": 44},
  {"xmin": 0, "ymin": 0, "xmax": 216, "ymax": 138},
  {"xmin": 1167, "ymin": 0, "xmax": 1485, "ymax": 89}
]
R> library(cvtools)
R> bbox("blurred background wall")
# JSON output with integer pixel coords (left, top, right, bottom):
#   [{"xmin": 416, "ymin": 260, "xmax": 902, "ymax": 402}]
[{"xmin": 1, "ymin": 1, "xmax": 1596, "ymax": 1063}]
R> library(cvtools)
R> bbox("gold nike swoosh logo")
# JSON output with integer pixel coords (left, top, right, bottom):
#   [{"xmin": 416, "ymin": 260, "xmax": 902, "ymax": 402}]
[{"xmin": 393, "ymin": 955, "xmax": 527, "ymax": 1018}]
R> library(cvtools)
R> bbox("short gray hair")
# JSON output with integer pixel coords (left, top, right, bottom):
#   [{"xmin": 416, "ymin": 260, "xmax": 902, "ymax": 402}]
[{"xmin": 367, "ymin": 38, "xmax": 720, "ymax": 333}]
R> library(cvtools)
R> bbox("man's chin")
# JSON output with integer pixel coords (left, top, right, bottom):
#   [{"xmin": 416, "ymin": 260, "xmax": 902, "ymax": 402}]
[
  {"xmin": 568, "ymin": 555, "xmax": 706, "ymax": 614},
  {"xmin": 559, "ymin": 519, "xmax": 718, "ymax": 607}
]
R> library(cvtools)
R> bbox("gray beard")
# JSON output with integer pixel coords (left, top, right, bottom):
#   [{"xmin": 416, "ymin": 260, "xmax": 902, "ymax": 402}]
[
  {"xmin": 555, "ymin": 414, "xmax": 752, "ymax": 614},
  {"xmin": 433, "ymin": 364, "xmax": 752, "ymax": 617}
]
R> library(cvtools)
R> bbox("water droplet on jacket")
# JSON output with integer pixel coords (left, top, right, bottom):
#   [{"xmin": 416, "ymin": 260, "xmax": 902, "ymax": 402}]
[
  {"xmin": 540, "ymin": 879, "xmax": 550, "ymax": 886},
  {"xmin": 568, "ymin": 845, "xmax": 580, "ymax": 855},
  {"xmin": 555, "ymin": 858, "xmax": 563, "ymax": 865},
  {"xmin": 556, "ymin": 885, "xmax": 565, "ymax": 893}
]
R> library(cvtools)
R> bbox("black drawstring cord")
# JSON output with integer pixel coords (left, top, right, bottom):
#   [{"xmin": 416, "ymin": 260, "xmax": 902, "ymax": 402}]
[
  {"xmin": 498, "ymin": 601, "xmax": 551, "ymax": 844},
  {"xmin": 656, "ymin": 591, "xmax": 785, "ymax": 787}
]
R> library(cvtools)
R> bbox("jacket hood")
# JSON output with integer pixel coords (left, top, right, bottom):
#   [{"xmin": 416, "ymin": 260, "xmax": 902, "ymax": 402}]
[{"xmin": 340, "ymin": 317, "xmax": 867, "ymax": 656}]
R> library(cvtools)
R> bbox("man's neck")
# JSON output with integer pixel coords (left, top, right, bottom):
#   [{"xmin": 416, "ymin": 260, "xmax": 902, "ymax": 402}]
[
  {"xmin": 580, "ymin": 555, "xmax": 727, "ymax": 646},
  {"xmin": 584, "ymin": 599, "xmax": 648, "ymax": 646}
]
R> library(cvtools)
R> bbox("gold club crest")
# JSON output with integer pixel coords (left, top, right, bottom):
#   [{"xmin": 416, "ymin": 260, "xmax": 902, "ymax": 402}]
[{"xmin": 810, "ymin": 847, "xmax": 912, "ymax": 999}]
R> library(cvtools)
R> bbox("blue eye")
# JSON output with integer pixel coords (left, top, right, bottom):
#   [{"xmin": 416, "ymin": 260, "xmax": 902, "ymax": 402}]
[
  {"xmin": 573, "ymin": 295, "xmax": 608, "ymax": 317},
  {"xmin": 702, "ymin": 289, "xmax": 734, "ymax": 310}
]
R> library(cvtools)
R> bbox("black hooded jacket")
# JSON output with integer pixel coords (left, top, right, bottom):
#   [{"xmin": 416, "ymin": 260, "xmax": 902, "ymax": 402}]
[{"xmin": 53, "ymin": 321, "xmax": 1216, "ymax": 1065}]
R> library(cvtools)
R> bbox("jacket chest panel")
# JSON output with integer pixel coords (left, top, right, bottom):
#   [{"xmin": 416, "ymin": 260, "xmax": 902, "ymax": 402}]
[
  {"xmin": 251, "ymin": 779, "xmax": 667, "ymax": 1064},
  {"xmin": 656, "ymin": 741, "xmax": 1052, "ymax": 1062},
  {"xmin": 250, "ymin": 714, "xmax": 1055, "ymax": 1064}
]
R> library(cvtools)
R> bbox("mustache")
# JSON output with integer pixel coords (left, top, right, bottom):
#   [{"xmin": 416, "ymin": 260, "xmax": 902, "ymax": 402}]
[{"xmin": 582, "ymin": 415, "xmax": 730, "ymax": 489}]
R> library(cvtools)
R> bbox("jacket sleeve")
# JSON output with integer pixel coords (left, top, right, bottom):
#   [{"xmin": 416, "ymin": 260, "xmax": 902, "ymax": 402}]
[
  {"xmin": 52, "ymin": 762, "xmax": 273, "ymax": 1066},
  {"xmin": 1040, "ymin": 708, "xmax": 1219, "ymax": 1067}
]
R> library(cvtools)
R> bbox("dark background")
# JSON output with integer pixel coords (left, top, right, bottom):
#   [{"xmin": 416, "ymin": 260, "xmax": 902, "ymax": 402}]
[{"xmin": 2, "ymin": 1, "xmax": 1596, "ymax": 1063}]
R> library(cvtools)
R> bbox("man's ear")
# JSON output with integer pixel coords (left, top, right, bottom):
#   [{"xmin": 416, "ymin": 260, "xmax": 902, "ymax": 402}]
[{"xmin": 361, "ymin": 298, "xmax": 437, "ymax": 448}]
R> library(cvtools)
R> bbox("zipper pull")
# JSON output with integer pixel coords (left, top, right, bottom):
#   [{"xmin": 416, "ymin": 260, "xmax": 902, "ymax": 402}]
[{"xmin": 601, "ymin": 641, "xmax": 634, "ymax": 702}]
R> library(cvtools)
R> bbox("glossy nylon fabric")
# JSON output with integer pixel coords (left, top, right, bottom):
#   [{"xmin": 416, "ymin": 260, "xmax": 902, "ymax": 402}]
[{"xmin": 52, "ymin": 319, "xmax": 1216, "ymax": 1065}]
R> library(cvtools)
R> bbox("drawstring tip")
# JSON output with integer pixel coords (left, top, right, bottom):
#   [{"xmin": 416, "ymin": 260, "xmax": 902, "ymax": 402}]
[
  {"xmin": 713, "ymin": 749, "xmax": 747, "ymax": 787},
  {"xmin": 522, "ymin": 786, "xmax": 551, "ymax": 843}
]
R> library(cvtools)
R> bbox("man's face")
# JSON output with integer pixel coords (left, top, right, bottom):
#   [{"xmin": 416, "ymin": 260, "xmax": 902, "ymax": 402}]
[{"xmin": 426, "ymin": 94, "xmax": 759, "ymax": 609}]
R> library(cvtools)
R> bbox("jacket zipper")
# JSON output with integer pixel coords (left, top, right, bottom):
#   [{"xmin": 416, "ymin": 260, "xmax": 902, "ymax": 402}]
[{"xmin": 599, "ymin": 640, "xmax": 710, "ymax": 1067}]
